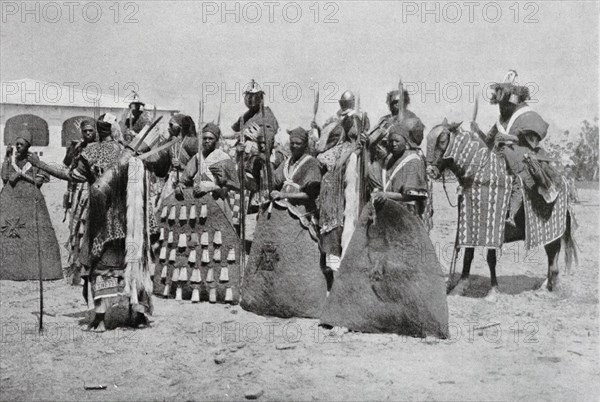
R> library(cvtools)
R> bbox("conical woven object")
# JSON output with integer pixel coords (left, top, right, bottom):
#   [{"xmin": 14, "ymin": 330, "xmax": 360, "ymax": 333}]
[
  {"xmin": 178, "ymin": 266, "xmax": 188, "ymax": 282},
  {"xmin": 227, "ymin": 247, "xmax": 236, "ymax": 262},
  {"xmin": 213, "ymin": 230, "xmax": 222, "ymax": 245},
  {"xmin": 179, "ymin": 205, "xmax": 187, "ymax": 221},
  {"xmin": 213, "ymin": 248, "xmax": 221, "ymax": 262},
  {"xmin": 219, "ymin": 266, "xmax": 229, "ymax": 282},
  {"xmin": 168, "ymin": 206, "xmax": 177, "ymax": 221},
  {"xmin": 191, "ymin": 288, "xmax": 200, "ymax": 303},
  {"xmin": 177, "ymin": 233, "xmax": 187, "ymax": 249},
  {"xmin": 190, "ymin": 268, "xmax": 201, "ymax": 283},
  {"xmin": 225, "ymin": 287, "xmax": 233, "ymax": 302},
  {"xmin": 200, "ymin": 231, "xmax": 209, "ymax": 246},
  {"xmin": 201, "ymin": 249, "xmax": 210, "ymax": 264},
  {"xmin": 188, "ymin": 249, "xmax": 197, "ymax": 264}
]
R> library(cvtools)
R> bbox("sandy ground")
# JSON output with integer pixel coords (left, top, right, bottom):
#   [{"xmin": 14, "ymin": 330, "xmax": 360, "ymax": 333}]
[{"xmin": 0, "ymin": 181, "xmax": 598, "ymax": 401}]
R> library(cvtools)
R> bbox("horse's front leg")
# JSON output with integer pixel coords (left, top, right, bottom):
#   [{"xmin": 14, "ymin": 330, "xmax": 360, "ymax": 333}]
[
  {"xmin": 449, "ymin": 248, "xmax": 474, "ymax": 296},
  {"xmin": 485, "ymin": 249, "xmax": 500, "ymax": 301},
  {"xmin": 543, "ymin": 239, "xmax": 561, "ymax": 291}
]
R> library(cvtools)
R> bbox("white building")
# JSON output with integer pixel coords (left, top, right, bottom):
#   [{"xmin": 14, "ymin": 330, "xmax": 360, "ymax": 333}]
[{"xmin": 1, "ymin": 78, "xmax": 178, "ymax": 164}]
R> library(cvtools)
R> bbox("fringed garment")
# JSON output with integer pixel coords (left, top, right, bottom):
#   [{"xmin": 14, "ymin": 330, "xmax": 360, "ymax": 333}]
[
  {"xmin": 77, "ymin": 141, "xmax": 157, "ymax": 314},
  {"xmin": 152, "ymin": 148, "xmax": 242, "ymax": 304},
  {"xmin": 316, "ymin": 142, "xmax": 359, "ymax": 266}
]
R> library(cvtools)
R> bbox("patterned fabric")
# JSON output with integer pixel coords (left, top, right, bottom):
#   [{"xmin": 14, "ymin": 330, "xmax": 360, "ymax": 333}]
[
  {"xmin": 368, "ymin": 151, "xmax": 430, "ymax": 226},
  {"xmin": 272, "ymin": 154, "xmax": 322, "ymax": 241},
  {"xmin": 523, "ymin": 177, "xmax": 569, "ymax": 250},
  {"xmin": 443, "ymin": 129, "xmax": 512, "ymax": 248},
  {"xmin": 316, "ymin": 142, "xmax": 356, "ymax": 235},
  {"xmin": 78, "ymin": 141, "xmax": 123, "ymax": 182}
]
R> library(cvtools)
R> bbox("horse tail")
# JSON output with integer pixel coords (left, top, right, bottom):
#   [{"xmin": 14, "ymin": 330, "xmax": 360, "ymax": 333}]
[{"xmin": 562, "ymin": 210, "xmax": 579, "ymax": 273}]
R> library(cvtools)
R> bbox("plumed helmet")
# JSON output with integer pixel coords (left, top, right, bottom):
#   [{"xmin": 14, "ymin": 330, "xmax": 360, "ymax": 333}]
[
  {"xmin": 243, "ymin": 79, "xmax": 264, "ymax": 95},
  {"xmin": 339, "ymin": 90, "xmax": 355, "ymax": 110},
  {"xmin": 129, "ymin": 91, "xmax": 145, "ymax": 111},
  {"xmin": 490, "ymin": 70, "xmax": 530, "ymax": 105}
]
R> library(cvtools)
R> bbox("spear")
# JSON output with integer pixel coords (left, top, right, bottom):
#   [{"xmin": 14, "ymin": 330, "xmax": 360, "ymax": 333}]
[
  {"xmin": 356, "ymin": 92, "xmax": 369, "ymax": 213},
  {"xmin": 217, "ymin": 101, "xmax": 222, "ymax": 127},
  {"xmin": 397, "ymin": 77, "xmax": 405, "ymax": 122},
  {"xmin": 313, "ymin": 88, "xmax": 319, "ymax": 122},
  {"xmin": 31, "ymin": 164, "xmax": 44, "ymax": 333},
  {"xmin": 261, "ymin": 99, "xmax": 273, "ymax": 194},
  {"xmin": 196, "ymin": 100, "xmax": 205, "ymax": 184},
  {"xmin": 237, "ymin": 115, "xmax": 246, "ymax": 288}
]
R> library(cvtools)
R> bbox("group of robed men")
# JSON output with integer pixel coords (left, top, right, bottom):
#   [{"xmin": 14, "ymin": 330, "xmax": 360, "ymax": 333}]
[{"xmin": 14, "ymin": 70, "xmax": 555, "ymax": 333}]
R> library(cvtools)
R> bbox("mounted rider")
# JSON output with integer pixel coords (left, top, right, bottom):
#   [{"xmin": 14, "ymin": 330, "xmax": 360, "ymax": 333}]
[
  {"xmin": 471, "ymin": 70, "xmax": 559, "ymax": 227},
  {"xmin": 367, "ymin": 89, "xmax": 420, "ymax": 162}
]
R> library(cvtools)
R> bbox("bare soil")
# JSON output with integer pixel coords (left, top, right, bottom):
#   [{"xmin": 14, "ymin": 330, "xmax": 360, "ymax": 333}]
[{"xmin": 1, "ymin": 182, "xmax": 598, "ymax": 401}]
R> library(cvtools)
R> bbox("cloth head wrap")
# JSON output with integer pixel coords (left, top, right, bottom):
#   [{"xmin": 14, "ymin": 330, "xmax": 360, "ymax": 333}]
[
  {"xmin": 287, "ymin": 127, "xmax": 309, "ymax": 143},
  {"xmin": 202, "ymin": 122, "xmax": 221, "ymax": 140},
  {"xmin": 16, "ymin": 128, "xmax": 33, "ymax": 145}
]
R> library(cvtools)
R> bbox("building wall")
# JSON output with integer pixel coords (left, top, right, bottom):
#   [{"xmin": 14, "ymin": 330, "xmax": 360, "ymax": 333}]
[{"xmin": 0, "ymin": 103, "xmax": 172, "ymax": 165}]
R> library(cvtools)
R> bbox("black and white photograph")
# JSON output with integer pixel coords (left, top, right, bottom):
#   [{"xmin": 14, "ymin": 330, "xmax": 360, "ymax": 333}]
[{"xmin": 0, "ymin": 1, "xmax": 598, "ymax": 400}]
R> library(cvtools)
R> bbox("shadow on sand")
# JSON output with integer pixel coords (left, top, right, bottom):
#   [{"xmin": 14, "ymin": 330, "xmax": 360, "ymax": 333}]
[{"xmin": 448, "ymin": 274, "xmax": 546, "ymax": 298}]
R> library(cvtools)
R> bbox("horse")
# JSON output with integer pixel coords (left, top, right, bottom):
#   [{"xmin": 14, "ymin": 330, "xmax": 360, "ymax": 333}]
[{"xmin": 425, "ymin": 119, "xmax": 577, "ymax": 297}]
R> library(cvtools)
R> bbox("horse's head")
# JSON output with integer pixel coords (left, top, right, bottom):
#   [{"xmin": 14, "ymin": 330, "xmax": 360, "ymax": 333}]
[{"xmin": 425, "ymin": 118, "xmax": 462, "ymax": 179}]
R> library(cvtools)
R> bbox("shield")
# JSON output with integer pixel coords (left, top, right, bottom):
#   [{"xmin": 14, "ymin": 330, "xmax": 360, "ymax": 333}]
[
  {"xmin": 3, "ymin": 114, "xmax": 49, "ymax": 146},
  {"xmin": 61, "ymin": 116, "xmax": 94, "ymax": 146}
]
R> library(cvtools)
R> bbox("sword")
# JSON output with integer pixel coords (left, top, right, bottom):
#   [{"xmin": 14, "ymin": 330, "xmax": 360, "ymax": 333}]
[{"xmin": 132, "ymin": 115, "xmax": 163, "ymax": 153}]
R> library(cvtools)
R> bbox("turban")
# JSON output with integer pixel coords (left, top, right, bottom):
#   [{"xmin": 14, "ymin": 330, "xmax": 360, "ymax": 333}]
[
  {"xmin": 202, "ymin": 122, "xmax": 221, "ymax": 140},
  {"xmin": 16, "ymin": 128, "xmax": 33, "ymax": 145},
  {"xmin": 80, "ymin": 119, "xmax": 94, "ymax": 129},
  {"xmin": 170, "ymin": 113, "xmax": 197, "ymax": 137},
  {"xmin": 287, "ymin": 127, "xmax": 309, "ymax": 143},
  {"xmin": 388, "ymin": 117, "xmax": 424, "ymax": 149}
]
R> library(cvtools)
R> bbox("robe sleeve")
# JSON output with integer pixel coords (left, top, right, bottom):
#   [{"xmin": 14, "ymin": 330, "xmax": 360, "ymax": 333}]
[
  {"xmin": 272, "ymin": 161, "xmax": 285, "ymax": 190},
  {"xmin": 367, "ymin": 161, "xmax": 384, "ymax": 194},
  {"xmin": 1, "ymin": 159, "xmax": 10, "ymax": 183},
  {"xmin": 209, "ymin": 159, "xmax": 240, "ymax": 191},
  {"xmin": 298, "ymin": 157, "xmax": 322, "ymax": 200},
  {"xmin": 393, "ymin": 158, "xmax": 428, "ymax": 198},
  {"xmin": 180, "ymin": 154, "xmax": 198, "ymax": 187},
  {"xmin": 143, "ymin": 147, "xmax": 172, "ymax": 178}
]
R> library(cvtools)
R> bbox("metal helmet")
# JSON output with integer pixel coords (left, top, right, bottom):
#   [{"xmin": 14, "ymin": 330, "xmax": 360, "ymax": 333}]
[
  {"xmin": 129, "ymin": 91, "xmax": 145, "ymax": 111},
  {"xmin": 338, "ymin": 90, "xmax": 355, "ymax": 110},
  {"xmin": 244, "ymin": 79, "xmax": 264, "ymax": 108}
]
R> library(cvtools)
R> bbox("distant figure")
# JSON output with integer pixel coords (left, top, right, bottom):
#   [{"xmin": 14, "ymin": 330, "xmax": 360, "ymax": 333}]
[{"xmin": 0, "ymin": 130, "xmax": 62, "ymax": 280}]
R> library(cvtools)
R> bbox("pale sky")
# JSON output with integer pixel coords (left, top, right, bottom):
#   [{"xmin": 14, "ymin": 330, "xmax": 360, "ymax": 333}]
[{"xmin": 1, "ymin": 0, "xmax": 598, "ymax": 139}]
